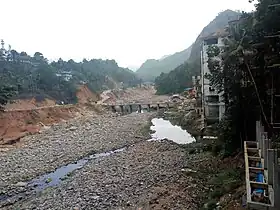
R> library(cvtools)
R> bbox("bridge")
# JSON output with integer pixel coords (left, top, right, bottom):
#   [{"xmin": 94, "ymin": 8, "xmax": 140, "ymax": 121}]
[{"xmin": 105, "ymin": 102, "xmax": 176, "ymax": 114}]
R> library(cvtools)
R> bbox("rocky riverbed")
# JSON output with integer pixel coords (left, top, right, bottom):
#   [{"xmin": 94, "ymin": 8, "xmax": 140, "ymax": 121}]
[
  {"xmin": 4, "ymin": 140, "xmax": 205, "ymax": 210},
  {"xmin": 0, "ymin": 101, "xmax": 246, "ymax": 210},
  {"xmin": 0, "ymin": 110, "xmax": 213, "ymax": 209},
  {"xmin": 0, "ymin": 112, "xmax": 152, "ymax": 204}
]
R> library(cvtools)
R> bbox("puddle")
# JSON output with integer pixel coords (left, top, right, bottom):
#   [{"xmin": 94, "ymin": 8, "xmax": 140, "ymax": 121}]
[
  {"xmin": 149, "ymin": 118, "xmax": 195, "ymax": 144},
  {"xmin": 29, "ymin": 147, "xmax": 126, "ymax": 191},
  {"xmin": 0, "ymin": 147, "xmax": 126, "ymax": 205}
]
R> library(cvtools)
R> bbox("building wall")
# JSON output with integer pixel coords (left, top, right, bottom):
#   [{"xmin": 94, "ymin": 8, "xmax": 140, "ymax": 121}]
[{"xmin": 201, "ymin": 36, "xmax": 225, "ymax": 123}]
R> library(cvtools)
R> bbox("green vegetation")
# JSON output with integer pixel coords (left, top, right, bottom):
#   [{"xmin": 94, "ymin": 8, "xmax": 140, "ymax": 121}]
[
  {"xmin": 188, "ymin": 10, "xmax": 240, "ymax": 64},
  {"xmin": 154, "ymin": 62, "xmax": 194, "ymax": 94},
  {"xmin": 208, "ymin": 169, "xmax": 242, "ymax": 199},
  {"xmin": 136, "ymin": 46, "xmax": 192, "ymax": 81},
  {"xmin": 0, "ymin": 44, "xmax": 141, "ymax": 105},
  {"xmin": 139, "ymin": 10, "xmax": 240, "ymax": 84},
  {"xmin": 154, "ymin": 10, "xmax": 240, "ymax": 95},
  {"xmin": 206, "ymin": 0, "xmax": 280, "ymax": 156},
  {"xmin": 0, "ymin": 85, "xmax": 17, "ymax": 110}
]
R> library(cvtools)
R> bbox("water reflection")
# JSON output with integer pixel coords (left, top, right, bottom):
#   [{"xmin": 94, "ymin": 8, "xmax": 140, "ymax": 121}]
[{"xmin": 149, "ymin": 118, "xmax": 195, "ymax": 144}]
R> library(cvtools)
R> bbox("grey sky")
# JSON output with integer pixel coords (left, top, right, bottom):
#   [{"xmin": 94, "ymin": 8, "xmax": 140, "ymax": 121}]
[{"xmin": 2, "ymin": 0, "xmax": 254, "ymax": 69}]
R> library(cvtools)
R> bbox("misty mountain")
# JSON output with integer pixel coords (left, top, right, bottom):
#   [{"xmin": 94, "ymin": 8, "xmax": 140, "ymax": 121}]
[
  {"xmin": 159, "ymin": 55, "xmax": 171, "ymax": 61},
  {"xmin": 188, "ymin": 9, "xmax": 240, "ymax": 66},
  {"xmin": 153, "ymin": 10, "xmax": 241, "ymax": 95},
  {"xmin": 137, "ymin": 9, "xmax": 240, "ymax": 82},
  {"xmin": 136, "ymin": 46, "xmax": 192, "ymax": 81}
]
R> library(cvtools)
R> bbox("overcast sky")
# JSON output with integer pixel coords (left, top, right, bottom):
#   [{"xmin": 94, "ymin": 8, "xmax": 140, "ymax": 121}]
[{"xmin": 2, "ymin": 0, "xmax": 255, "ymax": 69}]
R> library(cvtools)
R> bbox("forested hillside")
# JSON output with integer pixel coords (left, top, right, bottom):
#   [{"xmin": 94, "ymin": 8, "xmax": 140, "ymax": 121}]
[
  {"xmin": 155, "ymin": 62, "xmax": 195, "ymax": 95},
  {"xmin": 136, "ymin": 46, "xmax": 192, "ymax": 81},
  {"xmin": 188, "ymin": 9, "xmax": 240, "ymax": 67},
  {"xmin": 0, "ymin": 42, "xmax": 140, "ymax": 106},
  {"xmin": 154, "ymin": 10, "xmax": 240, "ymax": 95}
]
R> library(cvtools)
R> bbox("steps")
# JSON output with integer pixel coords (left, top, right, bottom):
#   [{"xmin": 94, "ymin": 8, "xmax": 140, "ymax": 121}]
[{"xmin": 244, "ymin": 122, "xmax": 280, "ymax": 209}]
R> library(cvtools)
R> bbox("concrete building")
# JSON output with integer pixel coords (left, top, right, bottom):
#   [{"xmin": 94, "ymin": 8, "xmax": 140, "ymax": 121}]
[
  {"xmin": 200, "ymin": 35, "xmax": 226, "ymax": 124},
  {"xmin": 55, "ymin": 71, "xmax": 73, "ymax": 81}
]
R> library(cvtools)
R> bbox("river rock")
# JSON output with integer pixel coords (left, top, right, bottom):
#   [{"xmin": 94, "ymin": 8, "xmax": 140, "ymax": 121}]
[
  {"xmin": 181, "ymin": 168, "xmax": 197, "ymax": 175},
  {"xmin": 14, "ymin": 181, "xmax": 28, "ymax": 187},
  {"xmin": 69, "ymin": 126, "xmax": 78, "ymax": 131}
]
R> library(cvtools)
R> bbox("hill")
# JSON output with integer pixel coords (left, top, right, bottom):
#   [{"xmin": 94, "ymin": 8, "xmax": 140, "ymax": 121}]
[
  {"xmin": 136, "ymin": 46, "xmax": 192, "ymax": 81},
  {"xmin": 137, "ymin": 9, "xmax": 240, "ymax": 82},
  {"xmin": 188, "ymin": 9, "xmax": 240, "ymax": 68},
  {"xmin": 0, "ymin": 43, "xmax": 140, "ymax": 105},
  {"xmin": 154, "ymin": 10, "xmax": 240, "ymax": 95}
]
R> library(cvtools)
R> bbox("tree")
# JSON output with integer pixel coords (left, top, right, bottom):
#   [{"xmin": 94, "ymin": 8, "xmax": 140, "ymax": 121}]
[
  {"xmin": 205, "ymin": 0, "xmax": 280, "ymax": 156},
  {"xmin": 34, "ymin": 52, "xmax": 44, "ymax": 61},
  {"xmin": 10, "ymin": 50, "xmax": 19, "ymax": 62},
  {"xmin": 0, "ymin": 42, "xmax": 139, "ymax": 104},
  {"xmin": 0, "ymin": 85, "xmax": 17, "ymax": 111},
  {"xmin": 155, "ymin": 62, "xmax": 193, "ymax": 95},
  {"xmin": 19, "ymin": 51, "xmax": 28, "ymax": 56}
]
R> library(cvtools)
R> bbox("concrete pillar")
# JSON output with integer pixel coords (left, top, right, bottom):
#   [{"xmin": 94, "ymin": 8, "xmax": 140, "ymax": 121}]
[
  {"xmin": 261, "ymin": 133, "xmax": 265, "ymax": 158},
  {"xmin": 256, "ymin": 121, "xmax": 261, "ymax": 147},
  {"xmin": 147, "ymin": 104, "xmax": 151, "ymax": 112},
  {"xmin": 138, "ymin": 104, "xmax": 142, "ymax": 113},
  {"xmin": 129, "ymin": 105, "xmax": 132, "ymax": 113},
  {"xmin": 273, "ymin": 152, "xmax": 280, "ymax": 208},
  {"xmin": 267, "ymin": 149, "xmax": 275, "ymax": 185},
  {"xmin": 111, "ymin": 105, "xmax": 116, "ymax": 113},
  {"xmin": 120, "ymin": 105, "xmax": 124, "ymax": 114},
  {"xmin": 264, "ymin": 139, "xmax": 269, "ymax": 169},
  {"xmin": 125, "ymin": 105, "xmax": 129, "ymax": 114}
]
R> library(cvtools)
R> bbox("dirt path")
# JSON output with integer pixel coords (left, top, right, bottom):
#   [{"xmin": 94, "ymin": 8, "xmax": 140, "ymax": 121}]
[{"xmin": 100, "ymin": 86, "xmax": 170, "ymax": 105}]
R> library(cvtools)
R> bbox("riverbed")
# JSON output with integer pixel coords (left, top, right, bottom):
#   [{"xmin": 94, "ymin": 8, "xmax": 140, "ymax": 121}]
[{"xmin": 0, "ymin": 112, "xmax": 202, "ymax": 209}]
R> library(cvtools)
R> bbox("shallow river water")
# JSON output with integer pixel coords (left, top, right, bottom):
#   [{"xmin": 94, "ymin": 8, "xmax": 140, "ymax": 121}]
[{"xmin": 149, "ymin": 118, "xmax": 195, "ymax": 144}]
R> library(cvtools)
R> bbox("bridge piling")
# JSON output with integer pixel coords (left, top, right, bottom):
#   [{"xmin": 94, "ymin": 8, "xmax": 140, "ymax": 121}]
[
  {"xmin": 129, "ymin": 105, "xmax": 132, "ymax": 113},
  {"xmin": 147, "ymin": 104, "xmax": 151, "ymax": 112},
  {"xmin": 111, "ymin": 105, "xmax": 116, "ymax": 113},
  {"xmin": 138, "ymin": 104, "xmax": 142, "ymax": 113},
  {"xmin": 120, "ymin": 105, "xmax": 124, "ymax": 114},
  {"xmin": 125, "ymin": 105, "xmax": 129, "ymax": 114}
]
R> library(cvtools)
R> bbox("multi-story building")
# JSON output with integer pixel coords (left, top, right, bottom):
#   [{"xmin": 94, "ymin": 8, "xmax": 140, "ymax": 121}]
[
  {"xmin": 200, "ymin": 34, "xmax": 226, "ymax": 124},
  {"xmin": 55, "ymin": 71, "xmax": 73, "ymax": 81}
]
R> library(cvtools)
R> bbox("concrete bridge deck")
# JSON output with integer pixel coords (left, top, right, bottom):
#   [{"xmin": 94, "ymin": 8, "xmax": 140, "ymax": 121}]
[{"xmin": 104, "ymin": 102, "xmax": 176, "ymax": 113}]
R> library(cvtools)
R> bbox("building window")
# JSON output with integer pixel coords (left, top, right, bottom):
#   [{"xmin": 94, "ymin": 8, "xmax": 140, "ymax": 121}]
[
  {"xmin": 209, "ymin": 87, "xmax": 215, "ymax": 92},
  {"xmin": 206, "ymin": 95, "xmax": 219, "ymax": 103},
  {"xmin": 208, "ymin": 106, "xmax": 219, "ymax": 118},
  {"xmin": 205, "ymin": 38, "xmax": 218, "ymax": 45}
]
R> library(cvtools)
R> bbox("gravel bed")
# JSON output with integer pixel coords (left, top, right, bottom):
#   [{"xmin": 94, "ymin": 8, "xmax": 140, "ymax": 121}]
[
  {"xmin": 6, "ymin": 140, "xmax": 199, "ymax": 210},
  {"xmin": 0, "ymin": 112, "xmax": 153, "ymax": 194}
]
